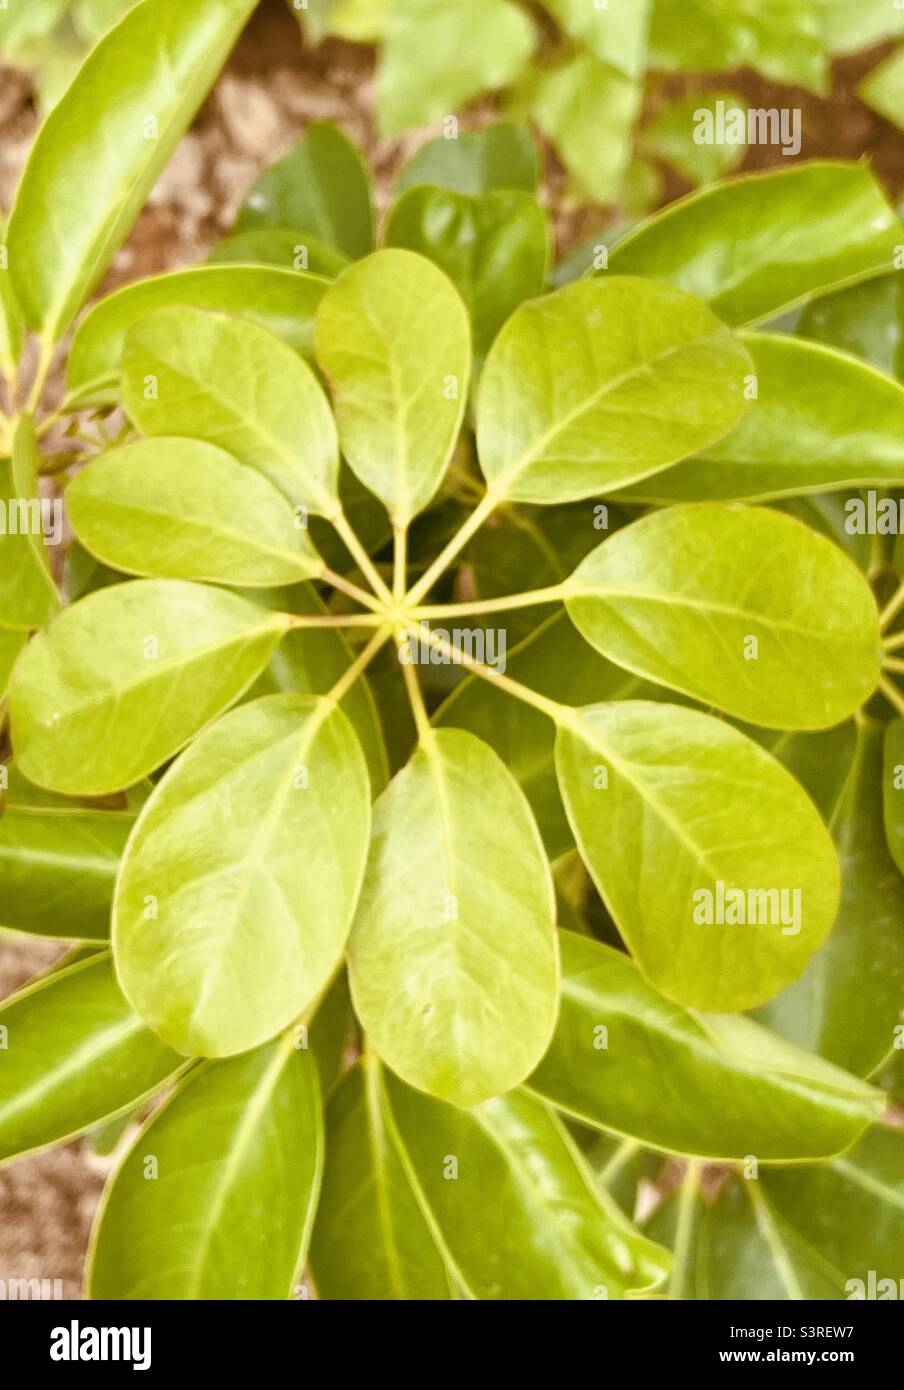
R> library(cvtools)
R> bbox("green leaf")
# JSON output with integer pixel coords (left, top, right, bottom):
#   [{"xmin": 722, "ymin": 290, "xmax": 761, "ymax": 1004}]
[
  {"xmin": 543, "ymin": 0, "xmax": 650, "ymax": 78},
  {"xmin": 608, "ymin": 163, "xmax": 902, "ymax": 327},
  {"xmin": 385, "ymin": 1074, "xmax": 670, "ymax": 1299},
  {"xmin": 0, "ymin": 213, "xmax": 23, "ymax": 374},
  {"xmin": 0, "ymin": 0, "xmax": 69, "ymax": 55},
  {"xmin": 884, "ymin": 719, "xmax": 904, "ymax": 877},
  {"xmin": 617, "ymin": 335, "xmax": 904, "ymax": 502},
  {"xmin": 251, "ymin": 582, "xmax": 388, "ymax": 794},
  {"xmin": 88, "ymin": 1036, "xmax": 323, "ymax": 1299},
  {"xmin": 0, "ymin": 417, "xmax": 60, "ymax": 631},
  {"xmin": 235, "ymin": 122, "xmax": 374, "ymax": 260},
  {"xmin": 67, "ymin": 438, "xmax": 324, "ymax": 586},
  {"xmin": 0, "ymin": 764, "xmax": 137, "ymax": 941},
  {"xmin": 797, "ymin": 273, "xmax": 903, "ymax": 380},
  {"xmin": 529, "ymin": 932, "xmax": 881, "ymax": 1160},
  {"xmin": 348, "ymin": 728, "xmax": 559, "ymax": 1107},
  {"xmin": 529, "ymin": 54, "xmax": 641, "ymax": 203},
  {"xmin": 310, "ymin": 1058, "xmax": 451, "ymax": 1300},
  {"xmin": 384, "ymin": 187, "xmax": 549, "ymax": 359},
  {"xmin": 476, "ymin": 278, "xmax": 751, "ymax": 504},
  {"xmin": 822, "ymin": 0, "xmax": 904, "ymax": 53},
  {"xmin": 650, "ymin": 0, "xmax": 828, "ymax": 92},
  {"xmin": 565, "ymin": 503, "xmax": 881, "ymax": 728},
  {"xmin": 67, "ymin": 264, "xmax": 328, "ymax": 405},
  {"xmin": 207, "ymin": 228, "xmax": 349, "ymax": 278},
  {"xmin": 0, "ymin": 953, "xmax": 182, "ymax": 1164},
  {"xmin": 377, "ymin": 0, "xmax": 535, "ymax": 136},
  {"xmin": 642, "ymin": 92, "xmax": 747, "ymax": 186},
  {"xmin": 6, "ymin": 0, "xmax": 257, "ymax": 339},
  {"xmin": 761, "ymin": 1126, "xmax": 904, "ymax": 1292},
  {"xmin": 9, "ymin": 580, "xmax": 288, "ymax": 795},
  {"xmin": 0, "ymin": 631, "xmax": 25, "ymax": 698},
  {"xmin": 859, "ymin": 45, "xmax": 904, "ymax": 128},
  {"xmin": 556, "ymin": 701, "xmax": 842, "ymax": 1011},
  {"xmin": 71, "ymin": 0, "xmax": 138, "ymax": 44},
  {"xmin": 394, "ymin": 124, "xmax": 540, "ymax": 197},
  {"xmin": 114, "ymin": 694, "xmax": 371, "ymax": 1057},
  {"xmin": 315, "ymin": 250, "xmax": 471, "ymax": 525}
]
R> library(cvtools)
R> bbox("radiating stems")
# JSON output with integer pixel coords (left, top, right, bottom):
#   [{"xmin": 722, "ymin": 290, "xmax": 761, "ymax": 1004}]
[
  {"xmin": 399, "ymin": 644, "xmax": 432, "ymax": 743},
  {"xmin": 321, "ymin": 566, "xmax": 385, "ymax": 613},
  {"xmin": 405, "ymin": 489, "xmax": 498, "ymax": 607},
  {"xmin": 882, "ymin": 655, "xmax": 904, "ymax": 675},
  {"xmin": 332, "ymin": 507, "xmax": 394, "ymax": 605},
  {"xmin": 411, "ymin": 584, "xmax": 567, "ymax": 620},
  {"xmin": 325, "ymin": 626, "xmax": 390, "ymax": 707},
  {"xmin": 883, "ymin": 630, "xmax": 904, "ymax": 653},
  {"xmin": 879, "ymin": 579, "xmax": 904, "ymax": 632},
  {"xmin": 286, "ymin": 612, "xmax": 385, "ymax": 630},
  {"xmin": 418, "ymin": 625, "xmax": 566, "ymax": 723},
  {"xmin": 392, "ymin": 521, "xmax": 408, "ymax": 603},
  {"xmin": 878, "ymin": 676, "xmax": 904, "ymax": 720}
]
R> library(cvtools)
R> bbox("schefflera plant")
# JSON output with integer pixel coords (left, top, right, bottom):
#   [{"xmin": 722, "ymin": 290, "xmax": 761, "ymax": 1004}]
[{"xmin": 0, "ymin": 1, "xmax": 903, "ymax": 1304}]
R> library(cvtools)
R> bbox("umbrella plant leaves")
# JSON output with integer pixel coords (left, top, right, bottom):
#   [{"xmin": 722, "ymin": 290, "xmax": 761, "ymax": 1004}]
[
  {"xmin": 0, "ymin": 213, "xmax": 22, "ymax": 374},
  {"xmin": 121, "ymin": 306, "xmax": 340, "ymax": 516},
  {"xmin": 617, "ymin": 335, "xmax": 904, "ymax": 502},
  {"xmin": 88, "ymin": 1037, "xmax": 323, "ymax": 1299},
  {"xmin": 0, "ymin": 416, "xmax": 60, "ymax": 630},
  {"xmin": 235, "ymin": 121, "xmax": 374, "ymax": 260},
  {"xmin": 67, "ymin": 265, "xmax": 328, "ymax": 405},
  {"xmin": 310, "ymin": 1058, "xmax": 451, "ymax": 1300},
  {"xmin": 6, "ymin": 0, "xmax": 258, "ymax": 339},
  {"xmin": 475, "ymin": 277, "xmax": 752, "ymax": 504},
  {"xmin": 528, "ymin": 932, "xmax": 882, "ymax": 1161},
  {"xmin": 565, "ymin": 503, "xmax": 882, "ymax": 729},
  {"xmin": 394, "ymin": 123, "xmax": 540, "ymax": 197},
  {"xmin": 543, "ymin": 0, "xmax": 650, "ymax": 78},
  {"xmin": 384, "ymin": 1074, "xmax": 670, "ymax": 1300},
  {"xmin": 207, "ymin": 228, "xmax": 349, "ymax": 278},
  {"xmin": 0, "ymin": 630, "xmax": 25, "ymax": 698},
  {"xmin": 67, "ymin": 438, "xmax": 323, "ymax": 587},
  {"xmin": 607, "ymin": 163, "xmax": 902, "ymax": 327},
  {"xmin": 555, "ymin": 702, "xmax": 841, "ymax": 1011},
  {"xmin": 384, "ymin": 186, "xmax": 549, "ymax": 357},
  {"xmin": 113, "ymin": 694, "xmax": 371, "ymax": 1057},
  {"xmin": 8, "ymin": 580, "xmax": 288, "ymax": 795},
  {"xmin": 315, "ymin": 250, "xmax": 471, "ymax": 525},
  {"xmin": 0, "ymin": 953, "xmax": 182, "ymax": 1164},
  {"xmin": 348, "ymin": 728, "xmax": 559, "ymax": 1107}
]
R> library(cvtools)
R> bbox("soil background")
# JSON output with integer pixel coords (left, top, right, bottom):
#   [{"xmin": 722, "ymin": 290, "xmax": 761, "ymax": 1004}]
[{"xmin": 1, "ymin": 0, "xmax": 902, "ymax": 1299}]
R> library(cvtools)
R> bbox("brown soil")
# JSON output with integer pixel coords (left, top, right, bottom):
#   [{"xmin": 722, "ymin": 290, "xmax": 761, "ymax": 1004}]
[{"xmin": 1, "ymin": 0, "xmax": 902, "ymax": 1300}]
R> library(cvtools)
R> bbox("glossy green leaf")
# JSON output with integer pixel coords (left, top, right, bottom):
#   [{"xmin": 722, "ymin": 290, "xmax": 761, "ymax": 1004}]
[
  {"xmin": 6, "ymin": 0, "xmax": 257, "ymax": 339},
  {"xmin": 476, "ymin": 278, "xmax": 751, "ymax": 504},
  {"xmin": 0, "ymin": 0, "xmax": 69, "ymax": 55},
  {"xmin": 756, "ymin": 720, "xmax": 904, "ymax": 1078},
  {"xmin": 385, "ymin": 1074, "xmax": 670, "ymax": 1300},
  {"xmin": 114, "ymin": 694, "xmax": 371, "ymax": 1057},
  {"xmin": 543, "ymin": 0, "xmax": 650, "ymax": 77},
  {"xmin": 529, "ymin": 932, "xmax": 881, "ymax": 1161},
  {"xmin": 121, "ymin": 306, "xmax": 340, "ymax": 515},
  {"xmin": 556, "ymin": 701, "xmax": 841, "ymax": 1011},
  {"xmin": 384, "ymin": 186, "xmax": 549, "ymax": 358},
  {"xmin": 0, "ymin": 417, "xmax": 60, "ymax": 631},
  {"xmin": 315, "ymin": 250, "xmax": 470, "ymax": 525},
  {"xmin": 67, "ymin": 264, "xmax": 328, "ymax": 405},
  {"xmin": 348, "ymin": 728, "xmax": 559, "ymax": 1107},
  {"xmin": 529, "ymin": 54, "xmax": 641, "ymax": 203},
  {"xmin": 650, "ymin": 0, "xmax": 827, "ymax": 91},
  {"xmin": 394, "ymin": 124, "xmax": 540, "ymax": 197},
  {"xmin": 66, "ymin": 438, "xmax": 323, "ymax": 587},
  {"xmin": 884, "ymin": 719, "xmax": 904, "ymax": 877},
  {"xmin": 9, "ymin": 580, "xmax": 288, "ymax": 795},
  {"xmin": 797, "ymin": 273, "xmax": 903, "ymax": 380},
  {"xmin": 310, "ymin": 1058, "xmax": 451, "ymax": 1300},
  {"xmin": 0, "ymin": 213, "xmax": 23, "ymax": 373},
  {"xmin": 618, "ymin": 335, "xmax": 904, "ymax": 502},
  {"xmin": 71, "ymin": 0, "xmax": 137, "ymax": 44},
  {"xmin": 608, "ymin": 163, "xmax": 902, "ymax": 326},
  {"xmin": 0, "ymin": 953, "xmax": 182, "ymax": 1164},
  {"xmin": 859, "ymin": 46, "xmax": 904, "ymax": 129},
  {"xmin": 565, "ymin": 503, "xmax": 881, "ymax": 728},
  {"xmin": 761, "ymin": 1126, "xmax": 904, "ymax": 1292},
  {"xmin": 642, "ymin": 92, "xmax": 747, "ymax": 186},
  {"xmin": 0, "ymin": 630, "xmax": 24, "ymax": 698},
  {"xmin": 0, "ymin": 764, "xmax": 137, "ymax": 941},
  {"xmin": 377, "ymin": 0, "xmax": 535, "ymax": 136},
  {"xmin": 207, "ymin": 228, "xmax": 349, "ymax": 278},
  {"xmin": 88, "ymin": 1037, "xmax": 323, "ymax": 1299},
  {"xmin": 235, "ymin": 122, "xmax": 373, "ymax": 260}
]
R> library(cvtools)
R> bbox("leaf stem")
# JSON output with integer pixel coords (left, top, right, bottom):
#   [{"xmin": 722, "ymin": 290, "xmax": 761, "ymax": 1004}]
[
  {"xmin": 23, "ymin": 338, "xmax": 54, "ymax": 416},
  {"xmin": 411, "ymin": 584, "xmax": 567, "ymax": 620},
  {"xmin": 321, "ymin": 566, "xmax": 386, "ymax": 614},
  {"xmin": 668, "ymin": 1159, "xmax": 701, "ymax": 1301},
  {"xmin": 393, "ymin": 521, "xmax": 408, "ymax": 603},
  {"xmin": 404, "ymin": 489, "xmax": 498, "ymax": 607},
  {"xmin": 879, "ymin": 676, "xmax": 904, "ymax": 720},
  {"xmin": 399, "ymin": 643, "xmax": 432, "ymax": 742},
  {"xmin": 880, "ymin": 579, "xmax": 904, "ymax": 632},
  {"xmin": 882, "ymin": 655, "xmax": 904, "ymax": 675},
  {"xmin": 883, "ymin": 630, "xmax": 904, "ymax": 653},
  {"xmin": 331, "ymin": 507, "xmax": 394, "ymax": 605},
  {"xmin": 285, "ymin": 612, "xmax": 385, "ymax": 630},
  {"xmin": 324, "ymin": 626, "xmax": 390, "ymax": 707},
  {"xmin": 417, "ymin": 625, "xmax": 566, "ymax": 723}
]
